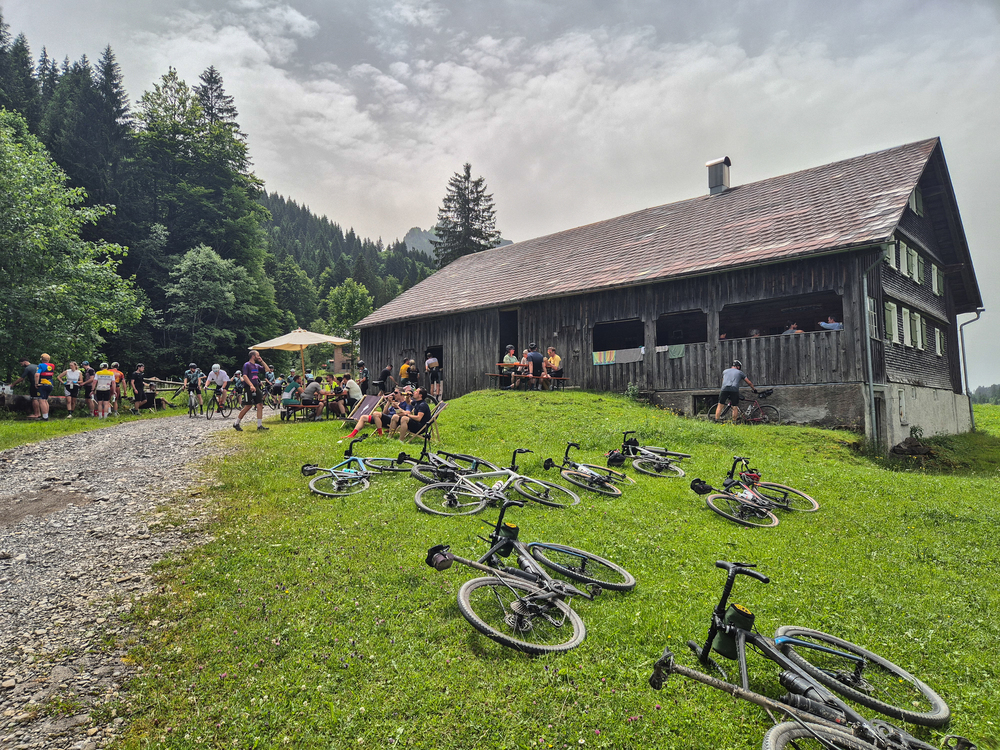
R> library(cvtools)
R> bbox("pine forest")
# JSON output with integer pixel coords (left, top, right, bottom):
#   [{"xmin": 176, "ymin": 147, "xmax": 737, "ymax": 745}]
[{"xmin": 0, "ymin": 12, "xmax": 436, "ymax": 379}]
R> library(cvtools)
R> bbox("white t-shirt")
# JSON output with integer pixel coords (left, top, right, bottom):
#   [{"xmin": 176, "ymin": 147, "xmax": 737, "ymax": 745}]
[
  {"xmin": 94, "ymin": 372, "xmax": 115, "ymax": 392},
  {"xmin": 206, "ymin": 370, "xmax": 229, "ymax": 387}
]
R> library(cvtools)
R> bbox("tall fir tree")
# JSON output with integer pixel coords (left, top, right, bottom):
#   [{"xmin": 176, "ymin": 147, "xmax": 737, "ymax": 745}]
[
  {"xmin": 194, "ymin": 65, "xmax": 239, "ymax": 128},
  {"xmin": 3, "ymin": 34, "xmax": 40, "ymax": 131},
  {"xmin": 430, "ymin": 162, "xmax": 501, "ymax": 269}
]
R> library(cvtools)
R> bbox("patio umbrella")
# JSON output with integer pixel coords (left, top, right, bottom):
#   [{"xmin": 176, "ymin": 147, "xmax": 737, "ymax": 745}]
[{"xmin": 251, "ymin": 328, "xmax": 351, "ymax": 379}]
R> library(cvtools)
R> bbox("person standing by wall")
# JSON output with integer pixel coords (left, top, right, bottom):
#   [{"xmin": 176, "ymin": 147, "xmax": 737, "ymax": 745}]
[
  {"xmin": 715, "ymin": 359, "xmax": 756, "ymax": 422},
  {"xmin": 424, "ymin": 351, "xmax": 442, "ymax": 399}
]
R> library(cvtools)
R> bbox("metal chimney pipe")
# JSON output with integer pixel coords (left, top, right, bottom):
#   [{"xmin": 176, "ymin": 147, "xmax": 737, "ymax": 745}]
[{"xmin": 706, "ymin": 157, "xmax": 731, "ymax": 195}]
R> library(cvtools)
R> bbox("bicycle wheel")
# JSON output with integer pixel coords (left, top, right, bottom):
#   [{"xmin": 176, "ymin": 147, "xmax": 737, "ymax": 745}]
[
  {"xmin": 632, "ymin": 458, "xmax": 685, "ymax": 478},
  {"xmin": 699, "ymin": 403, "xmax": 731, "ymax": 421},
  {"xmin": 762, "ymin": 723, "xmax": 880, "ymax": 750},
  {"xmin": 415, "ymin": 483, "xmax": 488, "ymax": 516},
  {"xmin": 755, "ymin": 482, "xmax": 819, "ymax": 512},
  {"xmin": 513, "ymin": 477, "xmax": 580, "ymax": 508},
  {"xmin": 410, "ymin": 463, "xmax": 461, "ymax": 484},
  {"xmin": 574, "ymin": 463, "xmax": 635, "ymax": 486},
  {"xmin": 527, "ymin": 543, "xmax": 635, "ymax": 591},
  {"xmin": 205, "ymin": 398, "xmax": 216, "ymax": 420},
  {"xmin": 308, "ymin": 472, "xmax": 370, "ymax": 497},
  {"xmin": 774, "ymin": 626, "xmax": 950, "ymax": 727},
  {"xmin": 705, "ymin": 493, "xmax": 780, "ymax": 528},
  {"xmin": 560, "ymin": 469, "xmax": 622, "ymax": 497},
  {"xmin": 365, "ymin": 456, "xmax": 418, "ymax": 473},
  {"xmin": 456, "ymin": 577, "xmax": 586, "ymax": 655},
  {"xmin": 219, "ymin": 396, "xmax": 232, "ymax": 418},
  {"xmin": 748, "ymin": 404, "xmax": 780, "ymax": 424}
]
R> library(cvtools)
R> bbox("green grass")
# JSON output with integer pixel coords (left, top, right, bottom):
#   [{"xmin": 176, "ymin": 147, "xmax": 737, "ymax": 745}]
[{"xmin": 107, "ymin": 392, "xmax": 999, "ymax": 749}]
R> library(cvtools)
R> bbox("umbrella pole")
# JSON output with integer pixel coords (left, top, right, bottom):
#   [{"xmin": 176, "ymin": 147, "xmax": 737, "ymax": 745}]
[{"xmin": 300, "ymin": 347, "xmax": 306, "ymax": 379}]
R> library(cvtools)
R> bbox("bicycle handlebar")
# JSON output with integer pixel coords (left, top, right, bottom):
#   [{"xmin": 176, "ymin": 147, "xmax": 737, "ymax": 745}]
[{"xmin": 715, "ymin": 560, "xmax": 770, "ymax": 584}]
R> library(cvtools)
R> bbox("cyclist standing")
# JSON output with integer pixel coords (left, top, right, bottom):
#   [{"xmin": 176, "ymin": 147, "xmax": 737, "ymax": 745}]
[
  {"xmin": 34, "ymin": 354, "xmax": 57, "ymax": 421},
  {"xmin": 715, "ymin": 359, "xmax": 756, "ymax": 422},
  {"xmin": 205, "ymin": 363, "xmax": 230, "ymax": 413},
  {"xmin": 110, "ymin": 361, "xmax": 126, "ymax": 416},
  {"xmin": 81, "ymin": 360, "xmax": 97, "ymax": 416},
  {"xmin": 183, "ymin": 363, "xmax": 206, "ymax": 415},
  {"xmin": 129, "ymin": 364, "xmax": 148, "ymax": 413},
  {"xmin": 93, "ymin": 362, "xmax": 117, "ymax": 419},
  {"xmin": 234, "ymin": 349, "xmax": 271, "ymax": 431}
]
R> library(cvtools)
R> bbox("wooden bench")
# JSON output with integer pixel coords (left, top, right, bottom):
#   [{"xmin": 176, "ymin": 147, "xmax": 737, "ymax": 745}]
[{"xmin": 485, "ymin": 373, "xmax": 568, "ymax": 391}]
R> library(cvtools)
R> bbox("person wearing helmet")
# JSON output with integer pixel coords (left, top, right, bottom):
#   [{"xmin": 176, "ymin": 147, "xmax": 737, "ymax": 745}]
[
  {"xmin": 205, "ymin": 363, "xmax": 230, "ymax": 415},
  {"xmin": 93, "ymin": 361, "xmax": 117, "ymax": 419},
  {"xmin": 356, "ymin": 360, "xmax": 370, "ymax": 395},
  {"xmin": 183, "ymin": 363, "xmax": 206, "ymax": 415},
  {"xmin": 716, "ymin": 359, "xmax": 756, "ymax": 422}
]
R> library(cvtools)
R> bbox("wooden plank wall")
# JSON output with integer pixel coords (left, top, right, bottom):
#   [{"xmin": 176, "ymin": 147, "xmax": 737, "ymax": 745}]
[{"xmin": 360, "ymin": 252, "xmax": 875, "ymax": 398}]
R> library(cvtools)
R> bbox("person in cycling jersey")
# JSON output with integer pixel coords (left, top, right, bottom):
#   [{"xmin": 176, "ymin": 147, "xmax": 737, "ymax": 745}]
[
  {"xmin": 93, "ymin": 362, "xmax": 117, "ymax": 419},
  {"xmin": 234, "ymin": 349, "xmax": 272, "ymax": 431},
  {"xmin": 110, "ymin": 362, "xmax": 126, "ymax": 416},
  {"xmin": 183, "ymin": 363, "xmax": 206, "ymax": 413},
  {"xmin": 205, "ymin": 364, "xmax": 230, "ymax": 408}
]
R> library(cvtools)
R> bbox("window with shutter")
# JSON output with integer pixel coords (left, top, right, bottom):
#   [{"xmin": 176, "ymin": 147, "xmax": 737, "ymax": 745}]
[
  {"xmin": 884, "ymin": 303, "xmax": 898, "ymax": 344},
  {"xmin": 901, "ymin": 308, "xmax": 912, "ymax": 347},
  {"xmin": 898, "ymin": 241, "xmax": 910, "ymax": 277},
  {"xmin": 934, "ymin": 266, "xmax": 944, "ymax": 296},
  {"xmin": 908, "ymin": 187, "xmax": 924, "ymax": 216},
  {"xmin": 935, "ymin": 328, "xmax": 944, "ymax": 357},
  {"xmin": 907, "ymin": 247, "xmax": 919, "ymax": 279},
  {"xmin": 912, "ymin": 313, "xmax": 924, "ymax": 350},
  {"xmin": 917, "ymin": 256, "xmax": 925, "ymax": 284},
  {"xmin": 884, "ymin": 242, "xmax": 897, "ymax": 270},
  {"xmin": 930, "ymin": 263, "xmax": 940, "ymax": 295}
]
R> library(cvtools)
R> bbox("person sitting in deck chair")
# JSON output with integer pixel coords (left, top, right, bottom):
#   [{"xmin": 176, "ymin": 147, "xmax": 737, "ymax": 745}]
[{"xmin": 392, "ymin": 387, "xmax": 432, "ymax": 440}]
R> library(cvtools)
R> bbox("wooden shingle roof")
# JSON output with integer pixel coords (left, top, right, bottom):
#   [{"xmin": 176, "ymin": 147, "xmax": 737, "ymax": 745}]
[{"xmin": 358, "ymin": 138, "xmax": 962, "ymax": 328}]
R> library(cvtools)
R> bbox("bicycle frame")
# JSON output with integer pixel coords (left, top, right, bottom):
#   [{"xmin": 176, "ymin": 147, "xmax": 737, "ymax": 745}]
[
  {"xmin": 545, "ymin": 443, "xmax": 614, "ymax": 481},
  {"xmin": 428, "ymin": 500, "xmax": 593, "ymax": 602},
  {"xmin": 650, "ymin": 562, "xmax": 935, "ymax": 750}
]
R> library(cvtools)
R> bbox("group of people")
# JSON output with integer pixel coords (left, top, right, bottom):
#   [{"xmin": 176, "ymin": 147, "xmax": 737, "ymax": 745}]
[
  {"xmin": 499, "ymin": 342, "xmax": 563, "ymax": 390},
  {"xmin": 12, "ymin": 355, "xmax": 151, "ymax": 420},
  {"xmin": 721, "ymin": 316, "xmax": 844, "ymax": 340},
  {"xmin": 369, "ymin": 352, "xmax": 443, "ymax": 399},
  {"xmin": 343, "ymin": 384, "xmax": 433, "ymax": 440},
  {"xmin": 280, "ymin": 369, "xmax": 364, "ymax": 422}
]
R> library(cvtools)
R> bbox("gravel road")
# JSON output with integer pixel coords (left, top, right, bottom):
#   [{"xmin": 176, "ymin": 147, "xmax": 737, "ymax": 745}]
[{"xmin": 1, "ymin": 415, "xmax": 236, "ymax": 749}]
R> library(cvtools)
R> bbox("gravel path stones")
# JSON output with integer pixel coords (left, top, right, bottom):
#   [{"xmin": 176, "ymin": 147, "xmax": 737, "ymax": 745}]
[{"xmin": 1, "ymin": 415, "xmax": 235, "ymax": 749}]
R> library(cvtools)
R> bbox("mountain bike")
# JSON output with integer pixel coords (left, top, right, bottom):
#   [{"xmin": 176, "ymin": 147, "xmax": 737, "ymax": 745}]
[
  {"xmin": 425, "ymin": 498, "xmax": 635, "ymax": 654},
  {"xmin": 543, "ymin": 441, "xmax": 635, "ymax": 496},
  {"xmin": 690, "ymin": 456, "xmax": 819, "ymax": 528},
  {"xmin": 187, "ymin": 388, "xmax": 201, "ymax": 418},
  {"xmin": 415, "ymin": 448, "xmax": 580, "ymax": 516},
  {"xmin": 620, "ymin": 431, "xmax": 690, "ymax": 477},
  {"xmin": 703, "ymin": 388, "xmax": 780, "ymax": 424},
  {"xmin": 400, "ymin": 431, "xmax": 501, "ymax": 484},
  {"xmin": 649, "ymin": 561, "xmax": 961, "ymax": 750},
  {"xmin": 205, "ymin": 386, "xmax": 232, "ymax": 420},
  {"xmin": 300, "ymin": 435, "xmax": 419, "ymax": 496}
]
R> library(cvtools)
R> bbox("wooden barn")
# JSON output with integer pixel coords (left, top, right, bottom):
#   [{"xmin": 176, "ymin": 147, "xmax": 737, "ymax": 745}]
[{"xmin": 356, "ymin": 138, "xmax": 983, "ymax": 446}]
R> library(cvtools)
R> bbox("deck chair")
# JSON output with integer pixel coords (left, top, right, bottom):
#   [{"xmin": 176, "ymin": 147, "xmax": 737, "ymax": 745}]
[
  {"xmin": 401, "ymin": 401, "xmax": 447, "ymax": 443},
  {"xmin": 342, "ymin": 394, "xmax": 384, "ymax": 424}
]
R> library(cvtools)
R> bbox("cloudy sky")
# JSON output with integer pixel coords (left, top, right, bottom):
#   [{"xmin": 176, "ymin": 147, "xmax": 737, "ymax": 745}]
[{"xmin": 4, "ymin": 0, "xmax": 999, "ymax": 387}]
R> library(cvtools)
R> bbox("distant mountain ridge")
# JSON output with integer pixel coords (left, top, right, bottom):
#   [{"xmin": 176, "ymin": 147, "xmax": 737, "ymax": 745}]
[{"xmin": 403, "ymin": 226, "xmax": 512, "ymax": 257}]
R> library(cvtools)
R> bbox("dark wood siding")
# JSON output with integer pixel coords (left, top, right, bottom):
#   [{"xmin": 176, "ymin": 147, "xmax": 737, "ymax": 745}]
[{"xmin": 361, "ymin": 252, "xmax": 879, "ymax": 399}]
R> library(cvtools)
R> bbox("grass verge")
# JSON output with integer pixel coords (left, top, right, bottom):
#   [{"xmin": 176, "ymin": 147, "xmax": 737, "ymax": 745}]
[{"xmin": 115, "ymin": 394, "xmax": 999, "ymax": 749}]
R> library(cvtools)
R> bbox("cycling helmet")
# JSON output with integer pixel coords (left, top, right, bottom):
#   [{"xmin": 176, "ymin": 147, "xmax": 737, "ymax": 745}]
[
  {"xmin": 358, "ymin": 360, "xmax": 364, "ymax": 366},
  {"xmin": 99, "ymin": 362, "xmax": 108, "ymax": 369},
  {"xmin": 212, "ymin": 364, "xmax": 220, "ymax": 372},
  {"xmin": 733, "ymin": 359, "xmax": 742, "ymax": 369},
  {"xmin": 189, "ymin": 362, "xmax": 198, "ymax": 368},
  {"xmin": 605, "ymin": 450, "xmax": 626, "ymax": 467},
  {"xmin": 111, "ymin": 361, "xmax": 119, "ymax": 368}
]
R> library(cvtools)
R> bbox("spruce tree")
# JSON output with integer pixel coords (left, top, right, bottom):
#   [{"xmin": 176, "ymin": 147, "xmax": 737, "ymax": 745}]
[
  {"xmin": 194, "ymin": 65, "xmax": 239, "ymax": 128},
  {"xmin": 430, "ymin": 162, "xmax": 501, "ymax": 269}
]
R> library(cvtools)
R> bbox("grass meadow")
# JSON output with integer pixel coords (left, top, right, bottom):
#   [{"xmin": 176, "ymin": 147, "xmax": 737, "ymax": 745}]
[{"xmin": 35, "ymin": 393, "xmax": 1000, "ymax": 748}]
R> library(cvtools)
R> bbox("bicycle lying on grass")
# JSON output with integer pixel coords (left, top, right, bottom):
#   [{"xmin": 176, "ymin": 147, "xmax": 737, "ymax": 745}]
[
  {"xmin": 401, "ymin": 431, "xmax": 501, "ymax": 484},
  {"xmin": 690, "ymin": 456, "xmax": 819, "ymax": 528},
  {"xmin": 702, "ymin": 388, "xmax": 780, "ymax": 424},
  {"xmin": 301, "ymin": 435, "xmax": 417, "ymax": 496},
  {"xmin": 425, "ymin": 498, "xmax": 635, "ymax": 654},
  {"xmin": 619, "ymin": 430, "xmax": 690, "ymax": 477},
  {"xmin": 649, "ymin": 561, "xmax": 968, "ymax": 750},
  {"xmin": 414, "ymin": 448, "xmax": 580, "ymax": 516},
  {"xmin": 542, "ymin": 441, "xmax": 635, "ymax": 497}
]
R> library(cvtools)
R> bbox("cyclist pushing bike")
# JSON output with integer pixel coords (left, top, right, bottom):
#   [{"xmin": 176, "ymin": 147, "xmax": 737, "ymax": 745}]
[
  {"xmin": 183, "ymin": 363, "xmax": 206, "ymax": 414},
  {"xmin": 716, "ymin": 359, "xmax": 756, "ymax": 423},
  {"xmin": 205, "ymin": 364, "xmax": 229, "ymax": 409}
]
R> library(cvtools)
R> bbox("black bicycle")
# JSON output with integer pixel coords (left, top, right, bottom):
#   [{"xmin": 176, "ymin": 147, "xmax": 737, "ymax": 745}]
[
  {"xmin": 649, "ymin": 561, "xmax": 958, "ymax": 750},
  {"xmin": 426, "ymin": 499, "xmax": 635, "ymax": 654},
  {"xmin": 205, "ymin": 386, "xmax": 232, "ymax": 420},
  {"xmin": 620, "ymin": 431, "xmax": 691, "ymax": 477},
  {"xmin": 401, "ymin": 431, "xmax": 501, "ymax": 484},
  {"xmin": 543, "ymin": 441, "xmax": 635, "ymax": 497}
]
